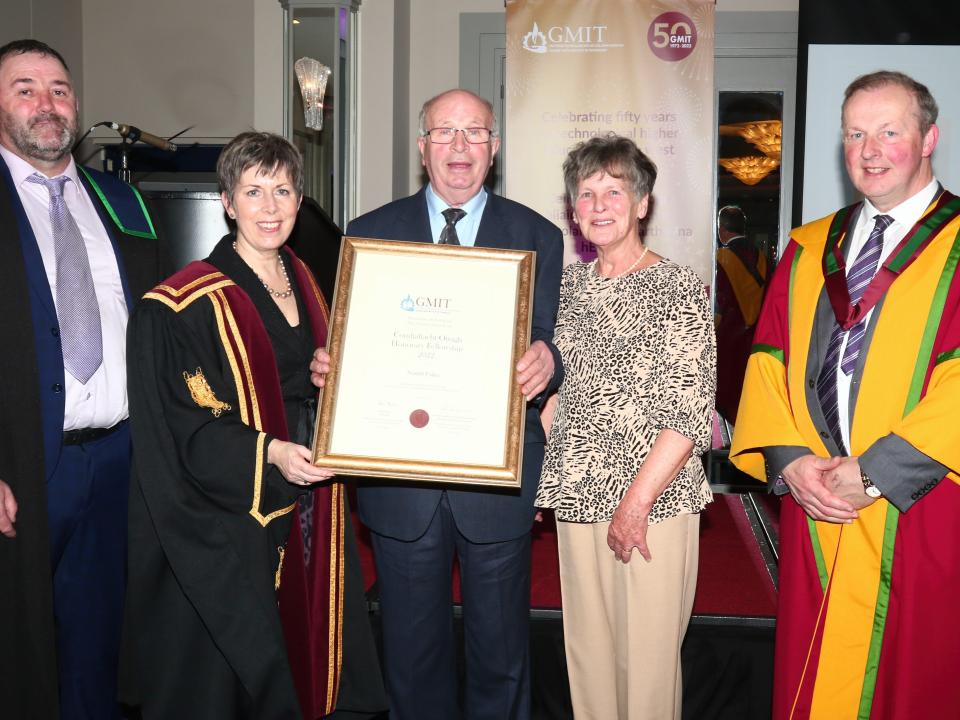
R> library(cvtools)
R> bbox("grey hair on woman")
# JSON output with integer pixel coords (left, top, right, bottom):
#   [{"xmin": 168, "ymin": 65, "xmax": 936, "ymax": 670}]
[
  {"xmin": 563, "ymin": 133, "xmax": 657, "ymax": 205},
  {"xmin": 216, "ymin": 131, "xmax": 304, "ymax": 201}
]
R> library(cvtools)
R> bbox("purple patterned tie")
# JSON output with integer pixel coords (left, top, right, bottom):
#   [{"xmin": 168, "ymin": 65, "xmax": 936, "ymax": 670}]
[
  {"xmin": 439, "ymin": 207, "xmax": 466, "ymax": 245},
  {"xmin": 28, "ymin": 174, "xmax": 103, "ymax": 384},
  {"xmin": 816, "ymin": 213, "xmax": 892, "ymax": 448}
]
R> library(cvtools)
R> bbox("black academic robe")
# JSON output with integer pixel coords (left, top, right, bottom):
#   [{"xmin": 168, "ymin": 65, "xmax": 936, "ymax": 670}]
[{"xmin": 121, "ymin": 237, "xmax": 373, "ymax": 718}]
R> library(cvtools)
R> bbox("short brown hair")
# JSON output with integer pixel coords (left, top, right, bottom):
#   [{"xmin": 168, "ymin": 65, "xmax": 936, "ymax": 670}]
[
  {"xmin": 0, "ymin": 39, "xmax": 70, "ymax": 74},
  {"xmin": 216, "ymin": 132, "xmax": 304, "ymax": 201},
  {"xmin": 842, "ymin": 70, "xmax": 938, "ymax": 136},
  {"xmin": 562, "ymin": 134, "xmax": 657, "ymax": 205}
]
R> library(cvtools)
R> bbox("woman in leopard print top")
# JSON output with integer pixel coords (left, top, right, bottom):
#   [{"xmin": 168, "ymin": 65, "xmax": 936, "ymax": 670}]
[{"xmin": 536, "ymin": 134, "xmax": 716, "ymax": 720}]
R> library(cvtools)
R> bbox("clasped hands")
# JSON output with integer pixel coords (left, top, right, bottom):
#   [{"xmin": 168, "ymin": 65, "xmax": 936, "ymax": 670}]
[{"xmin": 781, "ymin": 454, "xmax": 878, "ymax": 523}]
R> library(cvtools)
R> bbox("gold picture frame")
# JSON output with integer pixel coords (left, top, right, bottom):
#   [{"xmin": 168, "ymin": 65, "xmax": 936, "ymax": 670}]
[{"xmin": 312, "ymin": 237, "xmax": 534, "ymax": 487}]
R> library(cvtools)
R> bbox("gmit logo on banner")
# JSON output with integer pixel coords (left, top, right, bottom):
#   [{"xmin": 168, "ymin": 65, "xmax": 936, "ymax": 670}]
[
  {"xmin": 522, "ymin": 22, "xmax": 547, "ymax": 53},
  {"xmin": 521, "ymin": 21, "xmax": 610, "ymax": 53}
]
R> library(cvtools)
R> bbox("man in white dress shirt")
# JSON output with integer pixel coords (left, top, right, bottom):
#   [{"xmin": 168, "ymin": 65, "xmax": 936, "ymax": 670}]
[
  {"xmin": 731, "ymin": 70, "xmax": 960, "ymax": 718},
  {"xmin": 0, "ymin": 39, "xmax": 161, "ymax": 719}
]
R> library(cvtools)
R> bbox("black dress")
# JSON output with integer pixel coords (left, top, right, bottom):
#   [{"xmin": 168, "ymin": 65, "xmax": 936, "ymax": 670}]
[{"xmin": 224, "ymin": 241, "xmax": 387, "ymax": 720}]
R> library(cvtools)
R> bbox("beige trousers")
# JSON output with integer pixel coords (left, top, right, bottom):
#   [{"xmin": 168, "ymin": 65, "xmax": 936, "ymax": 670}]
[{"xmin": 557, "ymin": 513, "xmax": 700, "ymax": 720}]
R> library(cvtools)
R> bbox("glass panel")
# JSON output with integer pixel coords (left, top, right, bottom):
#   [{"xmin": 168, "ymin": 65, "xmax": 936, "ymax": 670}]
[
  {"xmin": 714, "ymin": 91, "xmax": 783, "ymax": 456},
  {"xmin": 291, "ymin": 7, "xmax": 338, "ymax": 217}
]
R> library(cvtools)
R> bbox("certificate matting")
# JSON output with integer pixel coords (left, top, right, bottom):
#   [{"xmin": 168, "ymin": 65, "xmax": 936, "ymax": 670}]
[{"xmin": 312, "ymin": 238, "xmax": 534, "ymax": 487}]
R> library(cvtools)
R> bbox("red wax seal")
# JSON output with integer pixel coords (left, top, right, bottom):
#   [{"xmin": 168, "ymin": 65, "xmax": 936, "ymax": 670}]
[{"xmin": 409, "ymin": 409, "xmax": 430, "ymax": 428}]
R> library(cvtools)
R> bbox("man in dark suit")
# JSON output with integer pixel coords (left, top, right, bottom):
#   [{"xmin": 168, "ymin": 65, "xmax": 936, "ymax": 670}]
[
  {"xmin": 0, "ymin": 40, "xmax": 161, "ymax": 719},
  {"xmin": 342, "ymin": 89, "xmax": 562, "ymax": 719}
]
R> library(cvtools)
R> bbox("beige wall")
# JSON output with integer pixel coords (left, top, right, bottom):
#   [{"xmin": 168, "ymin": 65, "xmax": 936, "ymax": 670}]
[
  {"xmin": 254, "ymin": 0, "xmax": 284, "ymax": 135},
  {"xmin": 81, "ymin": 0, "xmax": 259, "ymax": 144},
  {"xmin": 356, "ymin": 0, "xmax": 397, "ymax": 217},
  {"xmin": 1, "ymin": 0, "xmax": 85, "ymax": 101}
]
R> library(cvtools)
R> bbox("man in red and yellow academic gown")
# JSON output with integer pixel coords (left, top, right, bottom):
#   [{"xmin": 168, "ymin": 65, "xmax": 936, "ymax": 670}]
[
  {"xmin": 715, "ymin": 204, "xmax": 767, "ymax": 422},
  {"xmin": 731, "ymin": 71, "xmax": 960, "ymax": 719}
]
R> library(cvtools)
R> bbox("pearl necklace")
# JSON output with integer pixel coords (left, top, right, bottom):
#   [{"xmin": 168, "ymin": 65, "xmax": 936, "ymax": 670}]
[
  {"xmin": 233, "ymin": 241, "xmax": 294, "ymax": 299},
  {"xmin": 601, "ymin": 245, "xmax": 650, "ymax": 279}
]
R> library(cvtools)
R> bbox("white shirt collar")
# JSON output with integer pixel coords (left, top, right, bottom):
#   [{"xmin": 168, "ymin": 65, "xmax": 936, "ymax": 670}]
[
  {"xmin": 861, "ymin": 178, "xmax": 939, "ymax": 230},
  {"xmin": 0, "ymin": 144, "xmax": 80, "ymax": 190},
  {"xmin": 425, "ymin": 183, "xmax": 487, "ymax": 217}
]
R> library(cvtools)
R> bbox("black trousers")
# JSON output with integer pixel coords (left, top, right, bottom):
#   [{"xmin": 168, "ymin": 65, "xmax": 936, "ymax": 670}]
[
  {"xmin": 48, "ymin": 423, "xmax": 130, "ymax": 720},
  {"xmin": 371, "ymin": 492, "xmax": 532, "ymax": 720}
]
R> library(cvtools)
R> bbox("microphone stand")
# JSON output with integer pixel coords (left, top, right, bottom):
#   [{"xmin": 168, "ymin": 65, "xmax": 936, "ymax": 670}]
[
  {"xmin": 118, "ymin": 135, "xmax": 134, "ymax": 183},
  {"xmin": 72, "ymin": 122, "xmax": 136, "ymax": 181},
  {"xmin": 74, "ymin": 122, "xmax": 185, "ymax": 181}
]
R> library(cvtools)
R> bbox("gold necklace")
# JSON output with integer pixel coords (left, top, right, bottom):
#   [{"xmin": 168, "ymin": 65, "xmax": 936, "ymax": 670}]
[{"xmin": 233, "ymin": 241, "xmax": 293, "ymax": 299}]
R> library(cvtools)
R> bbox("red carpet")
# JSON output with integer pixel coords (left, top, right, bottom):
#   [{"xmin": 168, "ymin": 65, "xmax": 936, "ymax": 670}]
[{"xmin": 352, "ymin": 493, "xmax": 777, "ymax": 618}]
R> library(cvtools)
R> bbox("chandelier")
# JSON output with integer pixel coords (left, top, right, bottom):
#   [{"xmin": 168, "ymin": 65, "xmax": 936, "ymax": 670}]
[
  {"xmin": 727, "ymin": 120, "xmax": 782, "ymax": 158},
  {"xmin": 718, "ymin": 119, "xmax": 782, "ymax": 185},
  {"xmin": 718, "ymin": 156, "xmax": 781, "ymax": 186},
  {"xmin": 294, "ymin": 57, "xmax": 331, "ymax": 131}
]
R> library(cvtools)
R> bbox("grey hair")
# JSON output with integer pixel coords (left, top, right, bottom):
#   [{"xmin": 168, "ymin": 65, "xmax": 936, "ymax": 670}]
[
  {"xmin": 417, "ymin": 89, "xmax": 500, "ymax": 138},
  {"xmin": 562, "ymin": 134, "xmax": 657, "ymax": 205}
]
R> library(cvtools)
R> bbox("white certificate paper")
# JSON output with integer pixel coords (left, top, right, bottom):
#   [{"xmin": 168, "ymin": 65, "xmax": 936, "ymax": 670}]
[{"xmin": 313, "ymin": 238, "xmax": 534, "ymax": 487}]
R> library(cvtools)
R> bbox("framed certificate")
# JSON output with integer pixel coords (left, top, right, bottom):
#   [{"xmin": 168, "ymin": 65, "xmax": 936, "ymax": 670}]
[{"xmin": 312, "ymin": 237, "xmax": 534, "ymax": 487}]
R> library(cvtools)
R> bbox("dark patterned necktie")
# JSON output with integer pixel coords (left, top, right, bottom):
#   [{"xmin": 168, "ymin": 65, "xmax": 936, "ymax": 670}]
[
  {"xmin": 815, "ymin": 213, "xmax": 893, "ymax": 447},
  {"xmin": 439, "ymin": 207, "xmax": 466, "ymax": 245},
  {"xmin": 28, "ymin": 173, "xmax": 103, "ymax": 384}
]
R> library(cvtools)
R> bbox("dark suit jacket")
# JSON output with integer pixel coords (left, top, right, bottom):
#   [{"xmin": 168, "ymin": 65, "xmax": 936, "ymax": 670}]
[
  {"xmin": 347, "ymin": 187, "xmax": 564, "ymax": 544},
  {"xmin": 0, "ymin": 159, "xmax": 162, "ymax": 719}
]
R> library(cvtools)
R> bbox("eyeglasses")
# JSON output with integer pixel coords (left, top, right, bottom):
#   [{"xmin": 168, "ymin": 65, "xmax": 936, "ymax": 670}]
[{"xmin": 423, "ymin": 127, "xmax": 493, "ymax": 144}]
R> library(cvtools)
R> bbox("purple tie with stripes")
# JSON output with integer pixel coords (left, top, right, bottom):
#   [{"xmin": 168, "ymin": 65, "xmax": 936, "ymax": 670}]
[
  {"xmin": 816, "ymin": 213, "xmax": 893, "ymax": 448},
  {"xmin": 28, "ymin": 173, "xmax": 104, "ymax": 384}
]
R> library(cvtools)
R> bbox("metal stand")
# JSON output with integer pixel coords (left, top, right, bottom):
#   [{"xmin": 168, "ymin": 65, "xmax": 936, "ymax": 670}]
[{"xmin": 117, "ymin": 138, "xmax": 134, "ymax": 183}]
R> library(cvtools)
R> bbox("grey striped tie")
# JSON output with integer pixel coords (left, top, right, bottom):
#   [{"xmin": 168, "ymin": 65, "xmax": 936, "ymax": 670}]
[{"xmin": 28, "ymin": 173, "xmax": 103, "ymax": 384}]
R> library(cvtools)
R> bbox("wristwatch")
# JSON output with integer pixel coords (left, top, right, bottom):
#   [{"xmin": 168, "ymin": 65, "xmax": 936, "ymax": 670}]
[{"xmin": 861, "ymin": 468, "xmax": 882, "ymax": 498}]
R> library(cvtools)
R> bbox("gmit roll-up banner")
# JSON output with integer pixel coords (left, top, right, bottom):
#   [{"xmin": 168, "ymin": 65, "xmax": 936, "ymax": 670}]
[{"xmin": 505, "ymin": 0, "xmax": 716, "ymax": 286}]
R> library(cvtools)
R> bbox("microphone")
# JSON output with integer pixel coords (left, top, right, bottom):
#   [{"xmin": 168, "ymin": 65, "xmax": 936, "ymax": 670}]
[{"xmin": 109, "ymin": 122, "xmax": 177, "ymax": 152}]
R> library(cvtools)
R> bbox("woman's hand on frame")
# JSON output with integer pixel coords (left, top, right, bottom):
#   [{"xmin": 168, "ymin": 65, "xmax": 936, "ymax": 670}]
[{"xmin": 267, "ymin": 439, "xmax": 335, "ymax": 486}]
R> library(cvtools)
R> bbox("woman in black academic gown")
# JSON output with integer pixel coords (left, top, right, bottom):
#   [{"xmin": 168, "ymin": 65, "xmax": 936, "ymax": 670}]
[{"xmin": 120, "ymin": 132, "xmax": 386, "ymax": 719}]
